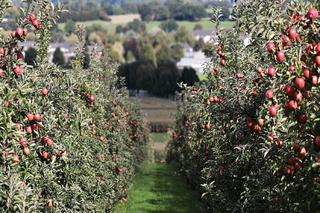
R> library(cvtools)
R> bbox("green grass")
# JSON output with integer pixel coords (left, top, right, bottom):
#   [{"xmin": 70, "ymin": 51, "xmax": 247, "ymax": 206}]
[
  {"xmin": 59, "ymin": 17, "xmax": 234, "ymax": 34},
  {"xmin": 147, "ymin": 20, "xmax": 234, "ymax": 32},
  {"xmin": 113, "ymin": 162, "xmax": 204, "ymax": 213},
  {"xmin": 198, "ymin": 72, "xmax": 208, "ymax": 81},
  {"xmin": 150, "ymin": 133, "xmax": 169, "ymax": 143}
]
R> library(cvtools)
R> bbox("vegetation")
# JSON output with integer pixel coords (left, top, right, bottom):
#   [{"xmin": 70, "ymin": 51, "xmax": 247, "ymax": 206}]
[
  {"xmin": 113, "ymin": 162, "xmax": 204, "ymax": 213},
  {"xmin": 169, "ymin": 0, "xmax": 320, "ymax": 212},
  {"xmin": 0, "ymin": 1, "xmax": 147, "ymax": 211}
]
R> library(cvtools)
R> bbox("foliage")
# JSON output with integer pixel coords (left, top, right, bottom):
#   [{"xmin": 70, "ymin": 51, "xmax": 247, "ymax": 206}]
[
  {"xmin": 169, "ymin": 0, "xmax": 320, "ymax": 212},
  {"xmin": 52, "ymin": 47, "xmax": 65, "ymax": 67},
  {"xmin": 179, "ymin": 67, "xmax": 199, "ymax": 86},
  {"xmin": 24, "ymin": 47, "xmax": 37, "ymax": 67},
  {"xmin": 0, "ymin": 1, "xmax": 147, "ymax": 211},
  {"xmin": 159, "ymin": 19, "xmax": 179, "ymax": 33},
  {"xmin": 64, "ymin": 19, "xmax": 76, "ymax": 36}
]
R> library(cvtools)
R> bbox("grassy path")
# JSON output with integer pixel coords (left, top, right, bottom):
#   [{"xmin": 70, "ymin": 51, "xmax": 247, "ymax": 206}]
[{"xmin": 113, "ymin": 162, "xmax": 204, "ymax": 213}]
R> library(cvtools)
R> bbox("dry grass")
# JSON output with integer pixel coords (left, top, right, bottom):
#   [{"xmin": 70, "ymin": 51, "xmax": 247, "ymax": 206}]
[
  {"xmin": 130, "ymin": 96, "xmax": 177, "ymax": 125},
  {"xmin": 109, "ymin": 14, "xmax": 141, "ymax": 24}
]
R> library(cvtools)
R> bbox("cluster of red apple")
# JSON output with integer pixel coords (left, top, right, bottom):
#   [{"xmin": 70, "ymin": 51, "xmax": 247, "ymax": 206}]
[
  {"xmin": 80, "ymin": 92, "xmax": 95, "ymax": 105},
  {"xmin": 216, "ymin": 43, "xmax": 226, "ymax": 66},
  {"xmin": 263, "ymin": 8, "xmax": 320, "ymax": 174},
  {"xmin": 40, "ymin": 135, "xmax": 55, "ymax": 161},
  {"xmin": 0, "ymin": 14, "xmax": 42, "ymax": 78},
  {"xmin": 207, "ymin": 95, "xmax": 223, "ymax": 105}
]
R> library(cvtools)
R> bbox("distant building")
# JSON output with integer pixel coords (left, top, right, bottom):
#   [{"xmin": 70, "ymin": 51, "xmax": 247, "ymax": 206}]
[
  {"xmin": 177, "ymin": 44, "xmax": 210, "ymax": 73},
  {"xmin": 192, "ymin": 29, "xmax": 217, "ymax": 43}
]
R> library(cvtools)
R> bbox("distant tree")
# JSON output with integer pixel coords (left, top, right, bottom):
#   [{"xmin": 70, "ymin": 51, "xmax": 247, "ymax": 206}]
[
  {"xmin": 174, "ymin": 26, "xmax": 195, "ymax": 46},
  {"xmin": 156, "ymin": 43, "xmax": 183, "ymax": 64},
  {"xmin": 160, "ymin": 20, "xmax": 179, "ymax": 33},
  {"xmin": 64, "ymin": 20, "xmax": 76, "ymax": 36},
  {"xmin": 52, "ymin": 47, "xmax": 65, "ymax": 66},
  {"xmin": 116, "ymin": 25, "xmax": 127, "ymax": 34},
  {"xmin": 179, "ymin": 67, "xmax": 199, "ymax": 86},
  {"xmin": 24, "ymin": 47, "xmax": 37, "ymax": 66},
  {"xmin": 153, "ymin": 5, "xmax": 170, "ymax": 20},
  {"xmin": 193, "ymin": 24, "xmax": 203, "ymax": 31},
  {"xmin": 193, "ymin": 38, "xmax": 205, "ymax": 52},
  {"xmin": 174, "ymin": 3, "xmax": 207, "ymax": 21},
  {"xmin": 136, "ymin": 38, "xmax": 157, "ymax": 66},
  {"xmin": 152, "ymin": 61, "xmax": 179, "ymax": 97},
  {"xmin": 113, "ymin": 5, "xmax": 123, "ymax": 15},
  {"xmin": 82, "ymin": 46, "xmax": 90, "ymax": 69},
  {"xmin": 122, "ymin": 2, "xmax": 138, "ymax": 14},
  {"xmin": 138, "ymin": 3, "xmax": 154, "ymax": 21},
  {"xmin": 136, "ymin": 61, "xmax": 156, "ymax": 91},
  {"xmin": 127, "ymin": 19, "xmax": 146, "ymax": 33},
  {"xmin": 165, "ymin": 0, "xmax": 184, "ymax": 18}
]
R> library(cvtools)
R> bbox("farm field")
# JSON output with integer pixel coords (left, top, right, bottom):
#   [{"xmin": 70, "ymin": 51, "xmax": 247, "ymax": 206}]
[
  {"xmin": 130, "ymin": 96, "xmax": 177, "ymax": 128},
  {"xmin": 58, "ymin": 16, "xmax": 234, "ymax": 33}
]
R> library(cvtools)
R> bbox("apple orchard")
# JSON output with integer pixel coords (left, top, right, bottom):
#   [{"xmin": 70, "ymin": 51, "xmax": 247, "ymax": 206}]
[{"xmin": 1, "ymin": 0, "xmax": 320, "ymax": 212}]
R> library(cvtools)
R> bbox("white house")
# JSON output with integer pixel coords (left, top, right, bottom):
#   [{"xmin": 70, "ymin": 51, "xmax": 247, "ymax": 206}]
[{"xmin": 177, "ymin": 44, "xmax": 210, "ymax": 73}]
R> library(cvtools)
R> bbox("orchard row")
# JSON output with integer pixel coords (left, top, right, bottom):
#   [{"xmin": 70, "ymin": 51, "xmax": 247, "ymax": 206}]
[
  {"xmin": 0, "ymin": 1, "xmax": 147, "ymax": 212},
  {"xmin": 169, "ymin": 1, "xmax": 320, "ymax": 212}
]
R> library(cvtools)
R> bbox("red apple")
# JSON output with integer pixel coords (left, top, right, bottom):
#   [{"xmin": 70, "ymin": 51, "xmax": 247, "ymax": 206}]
[
  {"xmin": 297, "ymin": 113, "xmax": 307, "ymax": 124},
  {"xmin": 0, "ymin": 68, "xmax": 4, "ymax": 77},
  {"xmin": 299, "ymin": 147, "xmax": 307, "ymax": 158},
  {"xmin": 17, "ymin": 52, "xmax": 24, "ymax": 60},
  {"xmin": 88, "ymin": 95, "xmax": 95, "ymax": 103},
  {"xmin": 220, "ymin": 59, "xmax": 225, "ymax": 66},
  {"xmin": 41, "ymin": 150, "xmax": 48, "ymax": 160},
  {"xmin": 236, "ymin": 72, "xmax": 244, "ymax": 79},
  {"xmin": 266, "ymin": 41, "xmax": 276, "ymax": 52},
  {"xmin": 292, "ymin": 143, "xmax": 301, "ymax": 151},
  {"xmin": 34, "ymin": 113, "xmax": 41, "ymax": 122},
  {"xmin": 295, "ymin": 77, "xmax": 305, "ymax": 89},
  {"xmin": 265, "ymin": 89, "xmax": 273, "ymax": 99},
  {"xmin": 288, "ymin": 28, "xmax": 297, "ymax": 40},
  {"xmin": 311, "ymin": 75, "xmax": 318, "ymax": 85},
  {"xmin": 287, "ymin": 100, "xmax": 298, "ymax": 110},
  {"xmin": 32, "ymin": 19, "xmax": 41, "ymax": 29},
  {"xmin": 293, "ymin": 91, "xmax": 302, "ymax": 102},
  {"xmin": 19, "ymin": 138, "xmax": 28, "ymax": 147},
  {"xmin": 15, "ymin": 27, "xmax": 23, "ymax": 37},
  {"xmin": 315, "ymin": 55, "xmax": 320, "ymax": 65},
  {"xmin": 31, "ymin": 124, "xmax": 39, "ymax": 131},
  {"xmin": 25, "ymin": 126, "xmax": 32, "ymax": 134},
  {"xmin": 288, "ymin": 65, "xmax": 295, "ymax": 72},
  {"xmin": 283, "ymin": 84, "xmax": 294, "ymax": 96},
  {"xmin": 314, "ymin": 136, "xmax": 320, "ymax": 148},
  {"xmin": 303, "ymin": 69, "xmax": 311, "ymax": 79},
  {"xmin": 0, "ymin": 47, "xmax": 4, "ymax": 55},
  {"xmin": 41, "ymin": 87, "xmax": 48, "ymax": 96},
  {"xmin": 268, "ymin": 66, "xmax": 276, "ymax": 77},
  {"xmin": 23, "ymin": 147, "xmax": 30, "ymax": 156},
  {"xmin": 282, "ymin": 36, "xmax": 292, "ymax": 46},
  {"xmin": 307, "ymin": 8, "xmax": 319, "ymax": 19},
  {"xmin": 26, "ymin": 113, "xmax": 34, "ymax": 121},
  {"xmin": 13, "ymin": 66, "xmax": 23, "ymax": 75},
  {"xmin": 276, "ymin": 51, "xmax": 285, "ymax": 62},
  {"xmin": 269, "ymin": 105, "xmax": 277, "ymax": 117},
  {"xmin": 316, "ymin": 43, "xmax": 320, "ymax": 54},
  {"xmin": 306, "ymin": 43, "xmax": 313, "ymax": 53}
]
